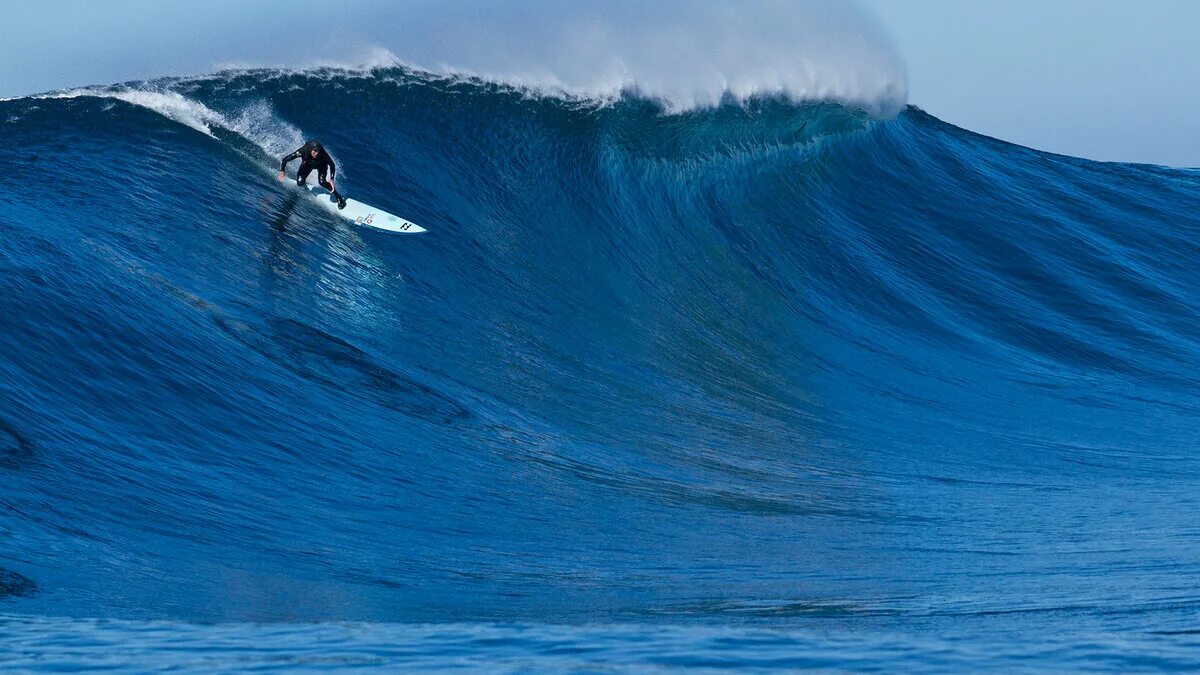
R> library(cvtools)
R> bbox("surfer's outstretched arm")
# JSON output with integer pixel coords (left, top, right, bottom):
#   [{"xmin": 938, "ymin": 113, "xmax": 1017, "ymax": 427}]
[{"xmin": 277, "ymin": 147, "xmax": 304, "ymax": 181}]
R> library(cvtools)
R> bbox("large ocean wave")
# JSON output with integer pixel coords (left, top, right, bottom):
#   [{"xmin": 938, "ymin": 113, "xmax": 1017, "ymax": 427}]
[{"xmin": 3, "ymin": 66, "xmax": 1200, "ymax": 669}]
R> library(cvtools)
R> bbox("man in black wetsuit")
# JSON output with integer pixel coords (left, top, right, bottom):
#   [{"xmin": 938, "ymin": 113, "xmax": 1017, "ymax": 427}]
[{"xmin": 278, "ymin": 140, "xmax": 347, "ymax": 209}]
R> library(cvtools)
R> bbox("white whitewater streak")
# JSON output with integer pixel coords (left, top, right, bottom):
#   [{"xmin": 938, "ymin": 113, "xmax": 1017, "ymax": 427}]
[
  {"xmin": 227, "ymin": 101, "xmax": 305, "ymax": 158},
  {"xmin": 32, "ymin": 87, "xmax": 304, "ymax": 158},
  {"xmin": 213, "ymin": 46, "xmax": 405, "ymax": 78},
  {"xmin": 5, "ymin": 1, "xmax": 906, "ymax": 117},
  {"xmin": 35, "ymin": 89, "xmax": 229, "ymax": 137},
  {"xmin": 368, "ymin": 0, "xmax": 908, "ymax": 116}
]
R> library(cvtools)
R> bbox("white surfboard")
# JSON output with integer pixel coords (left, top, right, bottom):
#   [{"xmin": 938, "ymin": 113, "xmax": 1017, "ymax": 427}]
[{"xmin": 303, "ymin": 184, "xmax": 426, "ymax": 234}]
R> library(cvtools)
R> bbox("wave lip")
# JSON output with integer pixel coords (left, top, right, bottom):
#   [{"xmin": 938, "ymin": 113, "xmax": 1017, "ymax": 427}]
[
  {"xmin": 6, "ymin": 0, "xmax": 908, "ymax": 118},
  {"xmin": 4, "ymin": 0, "xmax": 907, "ymax": 118},
  {"xmin": 351, "ymin": 0, "xmax": 909, "ymax": 116}
]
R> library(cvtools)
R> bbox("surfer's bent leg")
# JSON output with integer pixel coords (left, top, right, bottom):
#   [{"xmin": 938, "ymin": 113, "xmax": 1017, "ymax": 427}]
[
  {"xmin": 317, "ymin": 168, "xmax": 347, "ymax": 209},
  {"xmin": 296, "ymin": 162, "xmax": 314, "ymax": 187}
]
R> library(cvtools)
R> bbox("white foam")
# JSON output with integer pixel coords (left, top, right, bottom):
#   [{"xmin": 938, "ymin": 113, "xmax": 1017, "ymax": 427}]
[
  {"xmin": 227, "ymin": 100, "xmax": 305, "ymax": 158},
  {"xmin": 36, "ymin": 88, "xmax": 229, "ymax": 137},
  {"xmin": 213, "ymin": 46, "xmax": 404, "ymax": 77},
  {"xmin": 32, "ymin": 87, "xmax": 304, "ymax": 160},
  {"xmin": 6, "ymin": 1, "xmax": 906, "ymax": 117},
  {"xmin": 353, "ymin": 0, "xmax": 909, "ymax": 116},
  {"xmin": 205, "ymin": 2, "xmax": 907, "ymax": 116}
]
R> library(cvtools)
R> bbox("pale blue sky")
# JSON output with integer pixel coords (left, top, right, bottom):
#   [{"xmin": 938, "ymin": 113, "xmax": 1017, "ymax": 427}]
[
  {"xmin": 3, "ymin": 1, "xmax": 1198, "ymax": 165},
  {"xmin": 861, "ymin": 0, "xmax": 1200, "ymax": 166}
]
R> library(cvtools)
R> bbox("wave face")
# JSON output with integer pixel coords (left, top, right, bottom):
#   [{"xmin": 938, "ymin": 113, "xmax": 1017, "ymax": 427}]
[{"xmin": 4, "ymin": 68, "xmax": 1200, "ymax": 668}]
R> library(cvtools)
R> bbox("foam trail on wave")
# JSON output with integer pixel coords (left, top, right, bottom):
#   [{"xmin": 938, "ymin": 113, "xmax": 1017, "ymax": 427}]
[
  {"xmin": 32, "ymin": 87, "xmax": 304, "ymax": 160},
  {"xmin": 227, "ymin": 100, "xmax": 305, "ymax": 158},
  {"xmin": 37, "ymin": 89, "xmax": 230, "ymax": 137}
]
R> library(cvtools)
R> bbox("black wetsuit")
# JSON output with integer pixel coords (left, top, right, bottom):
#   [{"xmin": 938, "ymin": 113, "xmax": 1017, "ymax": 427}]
[{"xmin": 281, "ymin": 141, "xmax": 346, "ymax": 206}]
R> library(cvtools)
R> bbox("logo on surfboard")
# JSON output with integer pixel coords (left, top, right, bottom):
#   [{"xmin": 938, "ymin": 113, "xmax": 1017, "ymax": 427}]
[{"xmin": 353, "ymin": 212, "xmax": 416, "ymax": 231}]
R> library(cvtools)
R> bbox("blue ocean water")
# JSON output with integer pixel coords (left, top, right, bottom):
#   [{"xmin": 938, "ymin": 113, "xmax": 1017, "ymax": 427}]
[{"xmin": 3, "ymin": 67, "xmax": 1200, "ymax": 670}]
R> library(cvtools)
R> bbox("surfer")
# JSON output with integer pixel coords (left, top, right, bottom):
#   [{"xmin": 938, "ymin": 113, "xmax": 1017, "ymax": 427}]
[{"xmin": 278, "ymin": 140, "xmax": 347, "ymax": 209}]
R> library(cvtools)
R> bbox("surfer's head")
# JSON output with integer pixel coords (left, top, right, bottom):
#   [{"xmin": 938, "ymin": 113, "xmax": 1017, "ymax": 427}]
[{"xmin": 308, "ymin": 141, "xmax": 323, "ymax": 158}]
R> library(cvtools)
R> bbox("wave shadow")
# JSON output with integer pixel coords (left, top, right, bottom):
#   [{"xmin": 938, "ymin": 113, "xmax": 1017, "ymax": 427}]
[
  {"xmin": 0, "ymin": 568, "xmax": 36, "ymax": 598},
  {"xmin": 0, "ymin": 419, "xmax": 36, "ymax": 470},
  {"xmin": 215, "ymin": 312, "xmax": 472, "ymax": 424}
]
